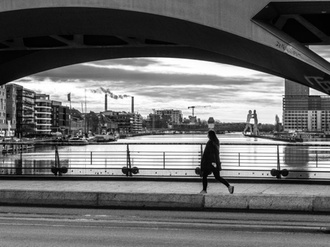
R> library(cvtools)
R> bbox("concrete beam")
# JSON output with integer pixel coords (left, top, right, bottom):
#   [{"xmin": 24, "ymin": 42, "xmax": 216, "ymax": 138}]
[{"xmin": 0, "ymin": 1, "xmax": 329, "ymax": 94}]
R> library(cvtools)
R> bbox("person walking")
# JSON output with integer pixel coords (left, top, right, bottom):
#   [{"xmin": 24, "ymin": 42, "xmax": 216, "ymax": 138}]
[{"xmin": 200, "ymin": 130, "xmax": 234, "ymax": 194}]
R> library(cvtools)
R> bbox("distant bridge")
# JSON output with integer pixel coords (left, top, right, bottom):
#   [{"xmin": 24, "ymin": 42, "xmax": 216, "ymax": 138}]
[{"xmin": 1, "ymin": 0, "xmax": 330, "ymax": 94}]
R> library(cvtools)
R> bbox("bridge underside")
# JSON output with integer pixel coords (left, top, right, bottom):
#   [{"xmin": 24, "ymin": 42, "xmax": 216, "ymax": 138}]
[
  {"xmin": 254, "ymin": 2, "xmax": 330, "ymax": 46},
  {"xmin": 1, "ymin": 3, "xmax": 330, "ymax": 94}
]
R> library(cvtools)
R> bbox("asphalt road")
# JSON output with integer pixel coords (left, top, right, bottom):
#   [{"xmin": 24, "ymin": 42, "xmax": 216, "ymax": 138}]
[{"xmin": 0, "ymin": 206, "xmax": 329, "ymax": 247}]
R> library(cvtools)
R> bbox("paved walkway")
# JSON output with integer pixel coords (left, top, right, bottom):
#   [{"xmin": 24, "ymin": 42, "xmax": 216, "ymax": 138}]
[{"xmin": 0, "ymin": 179, "xmax": 330, "ymax": 212}]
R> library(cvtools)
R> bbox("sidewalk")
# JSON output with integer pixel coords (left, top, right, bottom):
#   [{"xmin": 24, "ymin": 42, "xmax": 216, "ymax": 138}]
[{"xmin": 0, "ymin": 179, "xmax": 330, "ymax": 212}]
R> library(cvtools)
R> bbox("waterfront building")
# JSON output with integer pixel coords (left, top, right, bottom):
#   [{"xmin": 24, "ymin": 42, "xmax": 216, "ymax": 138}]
[
  {"xmin": 16, "ymin": 87, "xmax": 35, "ymax": 137},
  {"xmin": 115, "ymin": 112, "xmax": 131, "ymax": 133},
  {"xmin": 35, "ymin": 94, "xmax": 52, "ymax": 135},
  {"xmin": 154, "ymin": 109, "xmax": 182, "ymax": 125},
  {"xmin": 189, "ymin": 116, "xmax": 197, "ymax": 124},
  {"xmin": 0, "ymin": 85, "xmax": 6, "ymax": 135},
  {"xmin": 51, "ymin": 101, "xmax": 69, "ymax": 134},
  {"xmin": 146, "ymin": 113, "xmax": 163, "ymax": 130},
  {"xmin": 283, "ymin": 79, "xmax": 330, "ymax": 132},
  {"xmin": 5, "ymin": 84, "xmax": 21, "ymax": 136},
  {"xmin": 208, "ymin": 117, "xmax": 215, "ymax": 129},
  {"xmin": 98, "ymin": 112, "xmax": 118, "ymax": 134},
  {"xmin": 132, "ymin": 113, "xmax": 143, "ymax": 133},
  {"xmin": 103, "ymin": 110, "xmax": 142, "ymax": 134},
  {"xmin": 69, "ymin": 108, "xmax": 84, "ymax": 136}
]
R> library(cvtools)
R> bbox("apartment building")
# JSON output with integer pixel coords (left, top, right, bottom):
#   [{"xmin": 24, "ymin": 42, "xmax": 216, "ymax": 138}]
[
  {"xmin": 283, "ymin": 79, "xmax": 330, "ymax": 132},
  {"xmin": 0, "ymin": 85, "xmax": 6, "ymax": 135},
  {"xmin": 154, "ymin": 109, "xmax": 182, "ymax": 124},
  {"xmin": 103, "ymin": 111, "xmax": 142, "ymax": 133},
  {"xmin": 16, "ymin": 87, "xmax": 35, "ymax": 136},
  {"xmin": 51, "ymin": 101, "xmax": 69, "ymax": 134},
  {"xmin": 6, "ymin": 84, "xmax": 21, "ymax": 136},
  {"xmin": 35, "ymin": 94, "xmax": 52, "ymax": 135}
]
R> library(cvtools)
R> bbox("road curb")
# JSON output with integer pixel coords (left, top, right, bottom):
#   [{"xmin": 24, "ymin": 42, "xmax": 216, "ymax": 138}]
[
  {"xmin": 0, "ymin": 190, "xmax": 330, "ymax": 213},
  {"xmin": 205, "ymin": 194, "xmax": 330, "ymax": 212}
]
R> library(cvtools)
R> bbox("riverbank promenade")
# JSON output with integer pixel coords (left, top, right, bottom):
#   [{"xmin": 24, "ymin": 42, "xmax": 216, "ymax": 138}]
[{"xmin": 0, "ymin": 178, "xmax": 330, "ymax": 213}]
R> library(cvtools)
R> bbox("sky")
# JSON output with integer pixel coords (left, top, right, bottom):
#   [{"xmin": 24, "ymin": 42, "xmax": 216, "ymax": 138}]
[{"xmin": 11, "ymin": 46, "xmax": 330, "ymax": 124}]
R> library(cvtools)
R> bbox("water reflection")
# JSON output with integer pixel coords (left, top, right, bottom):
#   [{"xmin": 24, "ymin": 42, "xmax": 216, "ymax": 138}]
[{"xmin": 284, "ymin": 145, "xmax": 310, "ymax": 178}]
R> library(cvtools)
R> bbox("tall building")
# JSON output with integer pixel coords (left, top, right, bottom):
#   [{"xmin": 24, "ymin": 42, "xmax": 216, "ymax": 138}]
[
  {"xmin": 69, "ymin": 108, "xmax": 84, "ymax": 136},
  {"xmin": 103, "ymin": 111, "xmax": 142, "ymax": 134},
  {"xmin": 35, "ymin": 94, "xmax": 52, "ymax": 135},
  {"xmin": 285, "ymin": 79, "xmax": 309, "ymax": 96},
  {"xmin": 6, "ymin": 84, "xmax": 21, "ymax": 136},
  {"xmin": 0, "ymin": 85, "xmax": 7, "ymax": 135},
  {"xmin": 283, "ymin": 79, "xmax": 330, "ymax": 132},
  {"xmin": 51, "ymin": 101, "xmax": 69, "ymax": 134},
  {"xmin": 146, "ymin": 113, "xmax": 162, "ymax": 129},
  {"xmin": 16, "ymin": 87, "xmax": 35, "ymax": 136},
  {"xmin": 154, "ymin": 109, "xmax": 182, "ymax": 125}
]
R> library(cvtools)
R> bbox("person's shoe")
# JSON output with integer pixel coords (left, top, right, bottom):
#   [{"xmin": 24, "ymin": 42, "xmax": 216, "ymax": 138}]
[
  {"xmin": 228, "ymin": 185, "xmax": 234, "ymax": 194},
  {"xmin": 200, "ymin": 190, "xmax": 207, "ymax": 194}
]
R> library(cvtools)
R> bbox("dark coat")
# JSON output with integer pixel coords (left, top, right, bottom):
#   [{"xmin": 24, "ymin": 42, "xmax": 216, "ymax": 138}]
[{"xmin": 201, "ymin": 140, "xmax": 221, "ymax": 172}]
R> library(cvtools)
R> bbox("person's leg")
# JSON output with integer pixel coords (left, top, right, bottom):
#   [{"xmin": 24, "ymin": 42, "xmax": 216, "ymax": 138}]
[
  {"xmin": 213, "ymin": 169, "xmax": 230, "ymax": 187},
  {"xmin": 211, "ymin": 167, "xmax": 234, "ymax": 194},
  {"xmin": 202, "ymin": 171, "xmax": 208, "ymax": 192},
  {"xmin": 212, "ymin": 166, "xmax": 230, "ymax": 187}
]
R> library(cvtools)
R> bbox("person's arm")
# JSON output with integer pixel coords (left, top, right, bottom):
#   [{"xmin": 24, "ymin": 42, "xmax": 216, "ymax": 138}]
[{"xmin": 214, "ymin": 144, "xmax": 221, "ymax": 169}]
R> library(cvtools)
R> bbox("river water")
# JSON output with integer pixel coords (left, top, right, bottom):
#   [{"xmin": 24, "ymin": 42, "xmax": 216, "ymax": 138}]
[{"xmin": 1, "ymin": 132, "xmax": 330, "ymax": 177}]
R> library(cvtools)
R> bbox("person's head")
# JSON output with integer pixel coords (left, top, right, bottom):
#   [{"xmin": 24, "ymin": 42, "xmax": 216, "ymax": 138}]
[{"xmin": 208, "ymin": 130, "xmax": 219, "ymax": 144}]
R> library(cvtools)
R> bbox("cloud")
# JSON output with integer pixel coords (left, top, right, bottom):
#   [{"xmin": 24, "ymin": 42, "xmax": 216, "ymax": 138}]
[
  {"xmin": 310, "ymin": 46, "xmax": 330, "ymax": 61},
  {"xmin": 14, "ymin": 57, "xmax": 285, "ymax": 123}
]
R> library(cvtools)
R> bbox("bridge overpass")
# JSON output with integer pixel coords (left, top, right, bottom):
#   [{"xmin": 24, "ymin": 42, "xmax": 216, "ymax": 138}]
[{"xmin": 1, "ymin": 0, "xmax": 330, "ymax": 94}]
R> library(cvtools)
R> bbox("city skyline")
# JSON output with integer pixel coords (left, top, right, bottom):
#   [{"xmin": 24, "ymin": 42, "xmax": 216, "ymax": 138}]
[{"xmin": 11, "ymin": 46, "xmax": 329, "ymax": 124}]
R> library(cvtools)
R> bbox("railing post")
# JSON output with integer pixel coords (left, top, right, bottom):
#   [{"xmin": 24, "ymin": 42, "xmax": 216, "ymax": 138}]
[
  {"xmin": 20, "ymin": 144, "xmax": 23, "ymax": 164},
  {"xmin": 316, "ymin": 150, "xmax": 318, "ymax": 168},
  {"xmin": 276, "ymin": 145, "xmax": 281, "ymax": 179},
  {"xmin": 90, "ymin": 152, "xmax": 93, "ymax": 165},
  {"xmin": 163, "ymin": 152, "xmax": 165, "ymax": 169},
  {"xmin": 18, "ymin": 144, "xmax": 23, "ymax": 175},
  {"xmin": 53, "ymin": 145, "xmax": 61, "ymax": 176},
  {"xmin": 238, "ymin": 153, "xmax": 240, "ymax": 167},
  {"xmin": 126, "ymin": 144, "xmax": 132, "ymax": 176}
]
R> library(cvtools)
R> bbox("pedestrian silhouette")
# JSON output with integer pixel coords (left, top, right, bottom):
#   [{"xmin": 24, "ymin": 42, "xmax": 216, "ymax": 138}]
[{"xmin": 200, "ymin": 130, "xmax": 234, "ymax": 194}]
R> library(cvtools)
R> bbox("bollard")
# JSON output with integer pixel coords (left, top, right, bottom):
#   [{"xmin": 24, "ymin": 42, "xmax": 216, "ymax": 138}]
[
  {"xmin": 132, "ymin": 166, "xmax": 139, "ymax": 174},
  {"xmin": 271, "ymin": 168, "xmax": 289, "ymax": 177},
  {"xmin": 122, "ymin": 166, "xmax": 139, "ymax": 175},
  {"xmin": 195, "ymin": 167, "xmax": 201, "ymax": 175},
  {"xmin": 122, "ymin": 166, "xmax": 128, "ymax": 175}
]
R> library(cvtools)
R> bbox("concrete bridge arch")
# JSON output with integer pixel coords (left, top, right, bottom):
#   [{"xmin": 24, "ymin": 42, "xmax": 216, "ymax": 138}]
[{"xmin": 1, "ymin": 0, "xmax": 330, "ymax": 94}]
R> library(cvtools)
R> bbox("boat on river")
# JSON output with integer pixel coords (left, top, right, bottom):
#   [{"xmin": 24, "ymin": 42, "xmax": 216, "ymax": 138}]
[
  {"xmin": 93, "ymin": 134, "xmax": 118, "ymax": 142},
  {"xmin": 63, "ymin": 134, "xmax": 117, "ymax": 145},
  {"xmin": 67, "ymin": 137, "xmax": 89, "ymax": 145}
]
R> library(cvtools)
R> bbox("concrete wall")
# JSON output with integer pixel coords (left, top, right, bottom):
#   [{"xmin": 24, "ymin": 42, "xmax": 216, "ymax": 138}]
[{"xmin": 0, "ymin": 1, "xmax": 330, "ymax": 94}]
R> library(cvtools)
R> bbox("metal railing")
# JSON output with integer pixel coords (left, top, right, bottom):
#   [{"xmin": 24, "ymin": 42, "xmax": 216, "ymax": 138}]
[{"xmin": 0, "ymin": 142, "xmax": 330, "ymax": 180}]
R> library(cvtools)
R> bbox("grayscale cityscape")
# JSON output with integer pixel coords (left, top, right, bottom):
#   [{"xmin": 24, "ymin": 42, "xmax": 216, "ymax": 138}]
[{"xmin": 0, "ymin": 1, "xmax": 330, "ymax": 246}]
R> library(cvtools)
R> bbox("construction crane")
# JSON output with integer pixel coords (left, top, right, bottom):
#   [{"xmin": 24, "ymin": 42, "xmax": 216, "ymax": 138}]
[{"xmin": 188, "ymin": 105, "xmax": 211, "ymax": 117}]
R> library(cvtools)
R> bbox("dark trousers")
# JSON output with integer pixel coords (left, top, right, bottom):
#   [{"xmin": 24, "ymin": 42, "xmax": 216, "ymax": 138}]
[{"xmin": 202, "ymin": 165, "xmax": 230, "ymax": 191}]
